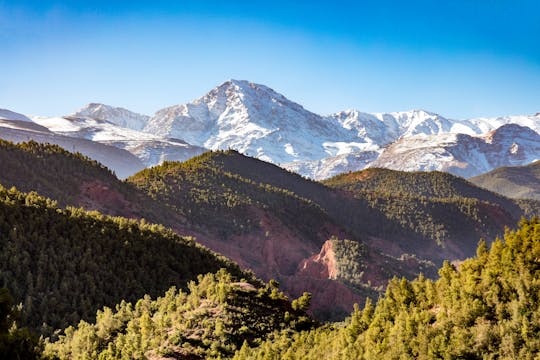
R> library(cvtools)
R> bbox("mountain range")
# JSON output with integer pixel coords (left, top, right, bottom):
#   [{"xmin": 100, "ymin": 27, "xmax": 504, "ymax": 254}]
[{"xmin": 1, "ymin": 79, "xmax": 539, "ymax": 180}]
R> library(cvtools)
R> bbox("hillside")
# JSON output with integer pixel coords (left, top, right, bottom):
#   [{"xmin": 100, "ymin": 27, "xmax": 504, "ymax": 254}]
[
  {"xmin": 0, "ymin": 139, "xmax": 186, "ymax": 227},
  {"xmin": 157, "ymin": 150, "xmax": 532, "ymax": 263},
  {"xmin": 470, "ymin": 160, "xmax": 540, "ymax": 200},
  {"xmin": 127, "ymin": 150, "xmax": 540, "ymax": 318},
  {"xmin": 236, "ymin": 217, "xmax": 540, "ymax": 359},
  {"xmin": 0, "ymin": 184, "xmax": 253, "ymax": 336},
  {"xmin": 323, "ymin": 167, "xmax": 528, "ymax": 217},
  {"xmin": 128, "ymin": 151, "xmax": 432, "ymax": 319},
  {"xmin": 44, "ymin": 270, "xmax": 315, "ymax": 359}
]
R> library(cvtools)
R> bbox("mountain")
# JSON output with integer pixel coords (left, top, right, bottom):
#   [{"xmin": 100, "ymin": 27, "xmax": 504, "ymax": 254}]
[
  {"xmin": 31, "ymin": 113, "xmax": 206, "ymax": 168},
  {"xmin": 71, "ymin": 103, "xmax": 150, "ymax": 130},
  {"xmin": 0, "ymin": 116, "xmax": 145, "ymax": 178},
  {"xmin": 144, "ymin": 79, "xmax": 358, "ymax": 164},
  {"xmin": 470, "ymin": 160, "xmax": 540, "ymax": 200},
  {"xmin": 142, "ymin": 81, "xmax": 540, "ymax": 179},
  {"xmin": 0, "ymin": 108, "xmax": 32, "ymax": 122},
  {"xmin": 4, "ymin": 82, "xmax": 540, "ymax": 180},
  {"xmin": 467, "ymin": 112, "xmax": 540, "ymax": 135},
  {"xmin": 329, "ymin": 109, "xmax": 477, "ymax": 145},
  {"xmin": 368, "ymin": 124, "xmax": 540, "ymax": 178}
]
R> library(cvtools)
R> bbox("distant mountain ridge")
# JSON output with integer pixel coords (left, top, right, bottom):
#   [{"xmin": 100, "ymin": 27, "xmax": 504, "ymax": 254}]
[
  {"xmin": 470, "ymin": 160, "xmax": 540, "ymax": 200},
  {"xmin": 2, "ymin": 79, "xmax": 539, "ymax": 179}
]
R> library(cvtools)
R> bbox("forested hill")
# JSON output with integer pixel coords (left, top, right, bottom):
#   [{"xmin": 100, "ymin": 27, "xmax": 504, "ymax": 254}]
[
  {"xmin": 235, "ymin": 217, "xmax": 540, "ymax": 359},
  {"xmin": 44, "ymin": 271, "xmax": 316, "ymax": 359},
  {"xmin": 0, "ymin": 139, "xmax": 182, "ymax": 226},
  {"xmin": 323, "ymin": 167, "xmax": 527, "ymax": 217},
  {"xmin": 470, "ymin": 160, "xmax": 540, "ymax": 201},
  {"xmin": 0, "ymin": 184, "xmax": 255, "ymax": 335},
  {"xmin": 0, "ymin": 139, "xmax": 117, "ymax": 206},
  {"xmin": 132, "ymin": 150, "xmax": 538, "ymax": 264}
]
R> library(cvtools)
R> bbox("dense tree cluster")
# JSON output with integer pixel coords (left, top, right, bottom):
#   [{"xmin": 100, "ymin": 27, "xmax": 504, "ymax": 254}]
[
  {"xmin": 45, "ymin": 270, "xmax": 315, "ymax": 359},
  {"xmin": 0, "ymin": 184, "xmax": 254, "ymax": 336},
  {"xmin": 235, "ymin": 218, "xmax": 540, "ymax": 359},
  {"xmin": 128, "ymin": 151, "xmax": 330, "ymax": 243},
  {"xmin": 0, "ymin": 140, "xmax": 115, "ymax": 206},
  {"xmin": 0, "ymin": 287, "xmax": 41, "ymax": 359}
]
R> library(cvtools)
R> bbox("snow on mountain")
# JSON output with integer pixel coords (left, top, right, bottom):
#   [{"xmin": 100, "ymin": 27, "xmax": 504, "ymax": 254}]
[
  {"xmin": 368, "ymin": 124, "xmax": 540, "ymax": 178},
  {"xmin": 283, "ymin": 151, "xmax": 380, "ymax": 180},
  {"xmin": 3, "ymin": 81, "xmax": 540, "ymax": 181},
  {"xmin": 466, "ymin": 113, "xmax": 540, "ymax": 135},
  {"xmin": 327, "ymin": 109, "xmax": 482, "ymax": 147},
  {"xmin": 31, "ymin": 115, "xmax": 205, "ymax": 168},
  {"xmin": 0, "ymin": 109, "xmax": 33, "ymax": 122},
  {"xmin": 144, "ymin": 80, "xmax": 359, "ymax": 164},
  {"xmin": 71, "ymin": 103, "xmax": 150, "ymax": 131},
  {"xmin": 100, "ymin": 138, "xmax": 206, "ymax": 167},
  {"xmin": 0, "ymin": 117, "xmax": 145, "ymax": 178}
]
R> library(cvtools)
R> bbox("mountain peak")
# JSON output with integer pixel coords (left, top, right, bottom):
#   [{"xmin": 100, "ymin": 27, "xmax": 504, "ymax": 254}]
[
  {"xmin": 0, "ymin": 108, "xmax": 32, "ymax": 122},
  {"xmin": 71, "ymin": 103, "xmax": 150, "ymax": 131}
]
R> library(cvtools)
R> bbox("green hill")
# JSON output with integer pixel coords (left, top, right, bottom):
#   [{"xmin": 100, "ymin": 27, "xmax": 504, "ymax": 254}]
[
  {"xmin": 321, "ymin": 167, "xmax": 539, "ymax": 259},
  {"xmin": 323, "ymin": 167, "xmax": 525, "ymax": 216},
  {"xmin": 44, "ymin": 270, "xmax": 315, "ymax": 360},
  {"xmin": 470, "ymin": 160, "xmax": 540, "ymax": 200},
  {"xmin": 0, "ymin": 184, "xmax": 254, "ymax": 336},
  {"xmin": 0, "ymin": 139, "xmax": 179, "ymax": 225},
  {"xmin": 235, "ymin": 217, "xmax": 540, "ymax": 359}
]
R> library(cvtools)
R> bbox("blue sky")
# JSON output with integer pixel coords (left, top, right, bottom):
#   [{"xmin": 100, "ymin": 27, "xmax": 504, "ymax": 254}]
[{"xmin": 1, "ymin": 0, "xmax": 539, "ymax": 119}]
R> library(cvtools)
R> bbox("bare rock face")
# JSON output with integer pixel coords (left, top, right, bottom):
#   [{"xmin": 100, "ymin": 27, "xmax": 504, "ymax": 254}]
[
  {"xmin": 291, "ymin": 240, "xmax": 362, "ymax": 317},
  {"xmin": 297, "ymin": 240, "xmax": 338, "ymax": 280}
]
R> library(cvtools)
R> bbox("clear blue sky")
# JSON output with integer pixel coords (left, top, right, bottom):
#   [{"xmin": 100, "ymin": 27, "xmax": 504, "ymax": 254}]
[{"xmin": 1, "ymin": 0, "xmax": 539, "ymax": 119}]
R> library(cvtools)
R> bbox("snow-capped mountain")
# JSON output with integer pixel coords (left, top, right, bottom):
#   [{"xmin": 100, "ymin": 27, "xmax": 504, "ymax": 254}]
[
  {"xmin": 467, "ymin": 113, "xmax": 540, "ymax": 135},
  {"xmin": 2, "ymin": 80, "xmax": 539, "ymax": 180},
  {"xmin": 283, "ymin": 151, "xmax": 380, "ymax": 180},
  {"xmin": 144, "ymin": 80, "xmax": 360, "ymax": 164},
  {"xmin": 327, "ymin": 109, "xmax": 477, "ymax": 147},
  {"xmin": 0, "ymin": 115, "xmax": 145, "ymax": 178},
  {"xmin": 71, "ymin": 103, "xmax": 150, "ymax": 131},
  {"xmin": 368, "ymin": 124, "xmax": 540, "ymax": 178},
  {"xmin": 0, "ymin": 109, "xmax": 33, "ymax": 122},
  {"xmin": 31, "ymin": 113, "xmax": 206, "ymax": 168}
]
